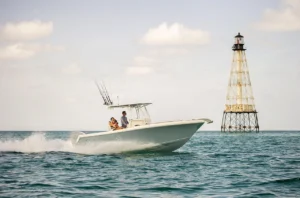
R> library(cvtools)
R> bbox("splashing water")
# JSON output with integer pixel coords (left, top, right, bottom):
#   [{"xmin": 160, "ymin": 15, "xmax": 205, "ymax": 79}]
[{"xmin": 0, "ymin": 132, "xmax": 157, "ymax": 155}]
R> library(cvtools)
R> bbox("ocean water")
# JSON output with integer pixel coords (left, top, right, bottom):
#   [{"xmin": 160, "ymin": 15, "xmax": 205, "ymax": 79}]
[{"xmin": 0, "ymin": 131, "xmax": 299, "ymax": 197}]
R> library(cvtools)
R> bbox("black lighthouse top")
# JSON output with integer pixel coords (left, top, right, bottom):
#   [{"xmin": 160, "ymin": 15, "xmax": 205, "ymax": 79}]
[{"xmin": 232, "ymin": 32, "xmax": 246, "ymax": 51}]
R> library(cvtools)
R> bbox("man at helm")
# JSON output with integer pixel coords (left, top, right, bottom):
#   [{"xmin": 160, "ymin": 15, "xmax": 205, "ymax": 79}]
[{"xmin": 121, "ymin": 111, "xmax": 129, "ymax": 128}]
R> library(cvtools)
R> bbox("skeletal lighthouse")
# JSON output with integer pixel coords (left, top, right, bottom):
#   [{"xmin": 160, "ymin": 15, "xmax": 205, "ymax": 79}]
[{"xmin": 221, "ymin": 33, "xmax": 259, "ymax": 132}]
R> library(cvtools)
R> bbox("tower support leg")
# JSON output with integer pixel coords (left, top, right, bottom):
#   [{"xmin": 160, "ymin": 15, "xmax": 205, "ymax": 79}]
[{"xmin": 221, "ymin": 111, "xmax": 259, "ymax": 132}]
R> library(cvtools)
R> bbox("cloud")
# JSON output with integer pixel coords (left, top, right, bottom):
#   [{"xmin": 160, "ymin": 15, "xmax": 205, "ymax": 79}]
[
  {"xmin": 141, "ymin": 22, "xmax": 210, "ymax": 45},
  {"xmin": 0, "ymin": 43, "xmax": 64, "ymax": 60},
  {"xmin": 0, "ymin": 20, "xmax": 53, "ymax": 41},
  {"xmin": 0, "ymin": 20, "xmax": 62, "ymax": 61},
  {"xmin": 133, "ymin": 23, "xmax": 206, "ymax": 75},
  {"xmin": 125, "ymin": 56, "xmax": 158, "ymax": 75},
  {"xmin": 62, "ymin": 62, "xmax": 82, "ymax": 74},
  {"xmin": 0, "ymin": 43, "xmax": 36, "ymax": 60},
  {"xmin": 255, "ymin": 0, "xmax": 300, "ymax": 31}
]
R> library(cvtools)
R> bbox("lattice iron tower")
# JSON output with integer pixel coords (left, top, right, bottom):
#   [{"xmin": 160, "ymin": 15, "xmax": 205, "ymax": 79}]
[{"xmin": 221, "ymin": 33, "xmax": 259, "ymax": 132}]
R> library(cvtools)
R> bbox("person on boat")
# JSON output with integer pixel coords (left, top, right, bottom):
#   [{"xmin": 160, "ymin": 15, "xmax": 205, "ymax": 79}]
[
  {"xmin": 109, "ymin": 117, "xmax": 122, "ymax": 130},
  {"xmin": 109, "ymin": 117, "xmax": 114, "ymax": 129},
  {"xmin": 121, "ymin": 111, "xmax": 129, "ymax": 128}
]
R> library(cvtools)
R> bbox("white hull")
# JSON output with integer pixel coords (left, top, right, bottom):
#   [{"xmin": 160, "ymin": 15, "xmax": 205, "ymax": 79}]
[{"xmin": 73, "ymin": 119, "xmax": 211, "ymax": 152}]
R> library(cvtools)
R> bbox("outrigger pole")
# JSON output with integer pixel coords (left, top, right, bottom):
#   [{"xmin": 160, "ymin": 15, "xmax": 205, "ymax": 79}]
[{"xmin": 95, "ymin": 80, "xmax": 113, "ymax": 105}]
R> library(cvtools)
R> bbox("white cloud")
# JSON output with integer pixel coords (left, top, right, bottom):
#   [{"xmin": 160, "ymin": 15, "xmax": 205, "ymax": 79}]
[
  {"xmin": 62, "ymin": 62, "xmax": 82, "ymax": 74},
  {"xmin": 0, "ymin": 43, "xmax": 36, "ymax": 60},
  {"xmin": 134, "ymin": 23, "xmax": 205, "ymax": 75},
  {"xmin": 0, "ymin": 43, "xmax": 64, "ymax": 60},
  {"xmin": 0, "ymin": 20, "xmax": 62, "ymax": 61},
  {"xmin": 255, "ymin": 0, "xmax": 300, "ymax": 31},
  {"xmin": 125, "ymin": 56, "xmax": 158, "ymax": 75},
  {"xmin": 0, "ymin": 20, "xmax": 53, "ymax": 41},
  {"xmin": 141, "ymin": 22, "xmax": 210, "ymax": 45}
]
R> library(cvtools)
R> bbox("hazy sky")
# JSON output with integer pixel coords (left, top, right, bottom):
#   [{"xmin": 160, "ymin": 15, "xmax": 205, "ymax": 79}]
[{"xmin": 0, "ymin": 0, "xmax": 299, "ymax": 130}]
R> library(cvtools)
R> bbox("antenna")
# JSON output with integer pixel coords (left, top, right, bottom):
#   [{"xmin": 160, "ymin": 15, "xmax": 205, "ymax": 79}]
[{"xmin": 95, "ymin": 80, "xmax": 113, "ymax": 105}]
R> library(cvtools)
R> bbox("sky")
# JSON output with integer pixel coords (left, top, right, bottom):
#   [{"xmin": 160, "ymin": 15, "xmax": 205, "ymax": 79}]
[{"xmin": 0, "ymin": 0, "xmax": 299, "ymax": 130}]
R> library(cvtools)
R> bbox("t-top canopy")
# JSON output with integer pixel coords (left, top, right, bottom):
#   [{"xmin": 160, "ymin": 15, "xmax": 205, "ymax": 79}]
[{"xmin": 108, "ymin": 103, "xmax": 152, "ymax": 109}]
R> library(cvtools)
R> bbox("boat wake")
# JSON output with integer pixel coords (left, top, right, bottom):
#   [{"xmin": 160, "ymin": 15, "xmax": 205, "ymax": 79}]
[{"xmin": 0, "ymin": 132, "xmax": 157, "ymax": 155}]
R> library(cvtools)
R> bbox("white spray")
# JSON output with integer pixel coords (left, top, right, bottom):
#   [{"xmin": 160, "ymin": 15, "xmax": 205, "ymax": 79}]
[{"xmin": 0, "ymin": 132, "xmax": 157, "ymax": 155}]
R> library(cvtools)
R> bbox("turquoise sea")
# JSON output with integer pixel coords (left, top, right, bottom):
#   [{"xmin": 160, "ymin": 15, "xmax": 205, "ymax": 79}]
[{"xmin": 0, "ymin": 131, "xmax": 299, "ymax": 197}]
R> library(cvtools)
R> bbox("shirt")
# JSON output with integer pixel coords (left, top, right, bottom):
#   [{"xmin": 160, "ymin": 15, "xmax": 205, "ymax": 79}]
[{"xmin": 121, "ymin": 116, "xmax": 129, "ymax": 128}]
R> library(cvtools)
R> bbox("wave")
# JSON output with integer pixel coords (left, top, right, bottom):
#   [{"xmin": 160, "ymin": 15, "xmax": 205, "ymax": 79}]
[
  {"xmin": 0, "ymin": 132, "xmax": 156, "ymax": 155},
  {"xmin": 259, "ymin": 177, "xmax": 300, "ymax": 186},
  {"xmin": 271, "ymin": 177, "xmax": 300, "ymax": 184}
]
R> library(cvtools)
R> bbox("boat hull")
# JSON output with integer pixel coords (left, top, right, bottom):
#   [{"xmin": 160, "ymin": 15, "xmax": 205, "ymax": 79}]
[{"xmin": 74, "ymin": 120, "xmax": 209, "ymax": 153}]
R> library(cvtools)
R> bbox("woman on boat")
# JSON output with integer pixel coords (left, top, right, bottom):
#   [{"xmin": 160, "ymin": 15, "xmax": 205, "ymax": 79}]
[{"xmin": 109, "ymin": 117, "xmax": 122, "ymax": 130}]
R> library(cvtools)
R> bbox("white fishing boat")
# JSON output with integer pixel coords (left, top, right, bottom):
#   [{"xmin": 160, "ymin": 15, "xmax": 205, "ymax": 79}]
[{"xmin": 71, "ymin": 82, "xmax": 212, "ymax": 152}]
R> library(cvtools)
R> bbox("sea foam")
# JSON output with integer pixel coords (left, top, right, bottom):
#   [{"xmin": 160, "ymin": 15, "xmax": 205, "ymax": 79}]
[{"xmin": 0, "ymin": 132, "xmax": 156, "ymax": 155}]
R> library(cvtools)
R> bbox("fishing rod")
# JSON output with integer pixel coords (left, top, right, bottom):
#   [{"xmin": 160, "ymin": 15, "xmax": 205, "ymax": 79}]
[
  {"xmin": 102, "ymin": 81, "xmax": 113, "ymax": 105},
  {"xmin": 95, "ymin": 80, "xmax": 109, "ymax": 105},
  {"xmin": 100, "ymin": 81, "xmax": 112, "ymax": 105}
]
